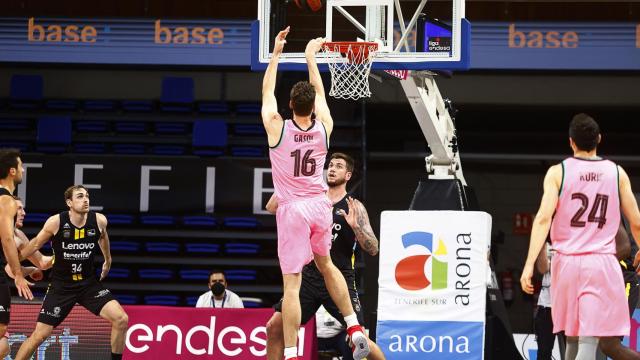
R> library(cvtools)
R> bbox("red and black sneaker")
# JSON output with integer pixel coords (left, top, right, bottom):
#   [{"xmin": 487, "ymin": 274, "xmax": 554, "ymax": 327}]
[{"xmin": 346, "ymin": 325, "xmax": 370, "ymax": 360}]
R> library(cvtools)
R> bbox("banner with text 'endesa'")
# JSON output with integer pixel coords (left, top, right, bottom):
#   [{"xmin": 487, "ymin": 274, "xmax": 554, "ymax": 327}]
[{"xmin": 376, "ymin": 211, "xmax": 491, "ymax": 360}]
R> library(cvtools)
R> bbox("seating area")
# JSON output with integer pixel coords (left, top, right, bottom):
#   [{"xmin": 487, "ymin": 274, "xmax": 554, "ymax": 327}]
[
  {"xmin": 0, "ymin": 74, "xmax": 362, "ymax": 156},
  {"xmin": 4, "ymin": 73, "xmax": 366, "ymax": 308}
]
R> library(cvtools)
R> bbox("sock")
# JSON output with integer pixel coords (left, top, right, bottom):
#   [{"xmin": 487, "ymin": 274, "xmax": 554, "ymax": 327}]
[
  {"xmin": 344, "ymin": 313, "xmax": 359, "ymax": 328},
  {"xmin": 284, "ymin": 346, "xmax": 297, "ymax": 359},
  {"xmin": 566, "ymin": 338, "xmax": 579, "ymax": 360},
  {"xmin": 111, "ymin": 353, "xmax": 122, "ymax": 360},
  {"xmin": 576, "ymin": 337, "xmax": 598, "ymax": 360}
]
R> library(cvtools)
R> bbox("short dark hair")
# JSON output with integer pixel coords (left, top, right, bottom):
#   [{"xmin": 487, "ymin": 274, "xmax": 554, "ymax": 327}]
[
  {"xmin": 569, "ymin": 113, "xmax": 600, "ymax": 151},
  {"xmin": 290, "ymin": 81, "xmax": 315, "ymax": 117},
  {"xmin": 64, "ymin": 185, "xmax": 88, "ymax": 202},
  {"xmin": 330, "ymin": 152, "xmax": 355, "ymax": 173},
  {"xmin": 0, "ymin": 148, "xmax": 21, "ymax": 179},
  {"xmin": 208, "ymin": 269, "xmax": 225, "ymax": 280}
]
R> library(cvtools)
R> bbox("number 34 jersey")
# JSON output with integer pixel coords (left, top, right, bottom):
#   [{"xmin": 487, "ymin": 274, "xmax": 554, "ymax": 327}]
[
  {"xmin": 269, "ymin": 119, "xmax": 329, "ymax": 202},
  {"xmin": 551, "ymin": 157, "xmax": 620, "ymax": 255},
  {"xmin": 51, "ymin": 211, "xmax": 102, "ymax": 282}
]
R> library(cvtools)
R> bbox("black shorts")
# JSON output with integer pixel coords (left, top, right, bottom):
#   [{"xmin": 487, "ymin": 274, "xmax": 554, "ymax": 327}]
[
  {"xmin": 0, "ymin": 271, "xmax": 10, "ymax": 325},
  {"xmin": 38, "ymin": 278, "xmax": 117, "ymax": 327},
  {"xmin": 623, "ymin": 268, "xmax": 640, "ymax": 315},
  {"xmin": 275, "ymin": 270, "xmax": 364, "ymax": 326}
]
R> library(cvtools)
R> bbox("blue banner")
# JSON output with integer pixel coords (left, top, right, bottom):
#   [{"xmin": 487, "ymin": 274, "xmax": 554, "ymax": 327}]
[
  {"xmin": 0, "ymin": 17, "xmax": 251, "ymax": 66},
  {"xmin": 0, "ymin": 17, "xmax": 638, "ymax": 70},
  {"xmin": 377, "ymin": 320, "xmax": 484, "ymax": 360}
]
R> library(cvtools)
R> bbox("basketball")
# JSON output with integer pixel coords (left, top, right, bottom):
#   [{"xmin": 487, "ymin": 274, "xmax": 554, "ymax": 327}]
[{"xmin": 293, "ymin": 0, "xmax": 324, "ymax": 12}]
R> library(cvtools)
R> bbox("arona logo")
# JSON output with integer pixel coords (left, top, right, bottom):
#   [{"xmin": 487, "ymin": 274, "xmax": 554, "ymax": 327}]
[{"xmin": 395, "ymin": 231, "xmax": 448, "ymax": 291}]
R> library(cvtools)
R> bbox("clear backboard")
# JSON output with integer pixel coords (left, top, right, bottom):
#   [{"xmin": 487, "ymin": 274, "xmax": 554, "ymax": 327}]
[{"xmin": 251, "ymin": 0, "xmax": 470, "ymax": 71}]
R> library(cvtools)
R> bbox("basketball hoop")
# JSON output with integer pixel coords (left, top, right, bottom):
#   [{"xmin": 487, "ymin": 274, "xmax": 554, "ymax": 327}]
[{"xmin": 321, "ymin": 41, "xmax": 378, "ymax": 100}]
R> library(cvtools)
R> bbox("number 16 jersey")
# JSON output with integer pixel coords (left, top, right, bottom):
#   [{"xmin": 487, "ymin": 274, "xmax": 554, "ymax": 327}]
[
  {"xmin": 269, "ymin": 119, "xmax": 329, "ymax": 202},
  {"xmin": 551, "ymin": 157, "xmax": 620, "ymax": 255}
]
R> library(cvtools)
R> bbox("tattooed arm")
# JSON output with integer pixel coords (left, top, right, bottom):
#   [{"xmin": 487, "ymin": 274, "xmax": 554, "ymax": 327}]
[{"xmin": 339, "ymin": 197, "xmax": 379, "ymax": 256}]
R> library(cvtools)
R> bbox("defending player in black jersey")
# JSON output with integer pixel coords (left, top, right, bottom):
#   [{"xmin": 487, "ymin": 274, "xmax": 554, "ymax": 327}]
[
  {"xmin": 265, "ymin": 153, "xmax": 386, "ymax": 360},
  {"xmin": 0, "ymin": 148, "xmax": 34, "ymax": 339},
  {"xmin": 15, "ymin": 185, "xmax": 128, "ymax": 360}
]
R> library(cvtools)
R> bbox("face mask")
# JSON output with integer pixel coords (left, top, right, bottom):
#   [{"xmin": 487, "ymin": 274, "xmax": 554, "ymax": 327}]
[{"xmin": 211, "ymin": 282, "xmax": 226, "ymax": 297}]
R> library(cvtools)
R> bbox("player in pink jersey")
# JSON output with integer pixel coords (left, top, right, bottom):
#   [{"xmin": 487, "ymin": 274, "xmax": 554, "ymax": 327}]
[
  {"xmin": 261, "ymin": 27, "xmax": 370, "ymax": 360},
  {"xmin": 521, "ymin": 113, "xmax": 640, "ymax": 360}
]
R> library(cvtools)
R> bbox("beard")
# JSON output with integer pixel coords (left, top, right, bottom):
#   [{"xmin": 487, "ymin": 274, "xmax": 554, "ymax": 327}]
[
  {"xmin": 13, "ymin": 176, "xmax": 22, "ymax": 186},
  {"xmin": 327, "ymin": 177, "xmax": 346, "ymax": 187}
]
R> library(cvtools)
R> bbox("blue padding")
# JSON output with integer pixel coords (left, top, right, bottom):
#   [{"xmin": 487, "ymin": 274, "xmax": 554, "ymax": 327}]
[
  {"xmin": 140, "ymin": 215, "xmax": 175, "ymax": 226},
  {"xmin": 37, "ymin": 116, "xmax": 71, "ymax": 145},
  {"xmin": 242, "ymin": 299, "xmax": 264, "ymax": 308},
  {"xmin": 114, "ymin": 294, "xmax": 138, "ymax": 305},
  {"xmin": 179, "ymin": 269, "xmax": 210, "ymax": 280},
  {"xmin": 74, "ymin": 143, "xmax": 106, "ymax": 154},
  {"xmin": 155, "ymin": 122, "xmax": 189, "ymax": 134},
  {"xmin": 84, "ymin": 100, "xmax": 117, "ymax": 111},
  {"xmin": 106, "ymin": 214, "xmax": 135, "ymax": 225},
  {"xmin": 115, "ymin": 121, "xmax": 146, "ymax": 133},
  {"xmin": 198, "ymin": 102, "xmax": 229, "ymax": 114},
  {"xmin": 10, "ymin": 75, "xmax": 43, "ymax": 101},
  {"xmin": 138, "ymin": 269, "xmax": 174, "ymax": 280},
  {"xmin": 110, "ymin": 241, "xmax": 140, "ymax": 252},
  {"xmin": 182, "ymin": 216, "xmax": 217, "ymax": 227},
  {"xmin": 185, "ymin": 243, "xmax": 220, "ymax": 253},
  {"xmin": 224, "ymin": 269, "xmax": 257, "ymax": 281},
  {"xmin": 144, "ymin": 295, "xmax": 180, "ymax": 306},
  {"xmin": 121, "ymin": 100, "xmax": 153, "ymax": 112},
  {"xmin": 223, "ymin": 217, "xmax": 260, "ymax": 229},
  {"xmin": 234, "ymin": 124, "xmax": 265, "ymax": 136},
  {"xmin": 235, "ymin": 103, "xmax": 261, "ymax": 114},
  {"xmin": 45, "ymin": 99, "xmax": 77, "ymax": 110},
  {"xmin": 113, "ymin": 144, "xmax": 146, "ymax": 154},
  {"xmin": 192, "ymin": 120, "xmax": 227, "ymax": 147},
  {"xmin": 231, "ymin": 146, "xmax": 264, "ymax": 157},
  {"xmin": 145, "ymin": 242, "xmax": 180, "ymax": 253},
  {"xmin": 225, "ymin": 243, "xmax": 260, "ymax": 255},
  {"xmin": 186, "ymin": 296, "xmax": 199, "ymax": 306},
  {"xmin": 76, "ymin": 120, "xmax": 109, "ymax": 133},
  {"xmin": 0, "ymin": 118, "xmax": 31, "ymax": 131},
  {"xmin": 42, "ymin": 242, "xmax": 52, "ymax": 251},
  {"xmin": 161, "ymin": 77, "xmax": 194, "ymax": 104},
  {"xmin": 152, "ymin": 145, "xmax": 185, "ymax": 156},
  {"xmin": 24, "ymin": 213, "xmax": 49, "ymax": 224},
  {"xmin": 107, "ymin": 268, "xmax": 131, "ymax": 279},
  {"xmin": 193, "ymin": 149, "xmax": 224, "ymax": 156}
]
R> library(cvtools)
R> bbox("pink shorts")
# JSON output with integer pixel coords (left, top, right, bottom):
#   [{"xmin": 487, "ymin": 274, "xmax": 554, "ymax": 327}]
[
  {"xmin": 551, "ymin": 253, "xmax": 630, "ymax": 336},
  {"xmin": 276, "ymin": 195, "xmax": 333, "ymax": 274}
]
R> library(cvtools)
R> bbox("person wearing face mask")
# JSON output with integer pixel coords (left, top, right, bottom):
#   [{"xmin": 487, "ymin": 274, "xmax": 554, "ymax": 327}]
[{"xmin": 195, "ymin": 270, "xmax": 244, "ymax": 308}]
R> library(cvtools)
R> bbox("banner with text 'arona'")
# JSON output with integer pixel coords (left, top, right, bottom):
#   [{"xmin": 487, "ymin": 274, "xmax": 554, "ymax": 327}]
[{"xmin": 376, "ymin": 211, "xmax": 491, "ymax": 360}]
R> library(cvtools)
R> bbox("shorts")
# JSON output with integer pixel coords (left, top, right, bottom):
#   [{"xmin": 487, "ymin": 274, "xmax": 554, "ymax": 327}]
[
  {"xmin": 551, "ymin": 253, "xmax": 630, "ymax": 336},
  {"xmin": 275, "ymin": 268, "xmax": 364, "ymax": 326},
  {"xmin": 276, "ymin": 195, "xmax": 333, "ymax": 274},
  {"xmin": 38, "ymin": 279, "xmax": 116, "ymax": 327},
  {"xmin": 0, "ymin": 271, "xmax": 10, "ymax": 325}
]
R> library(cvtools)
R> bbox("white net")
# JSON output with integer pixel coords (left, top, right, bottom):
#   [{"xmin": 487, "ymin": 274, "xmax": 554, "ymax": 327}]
[{"xmin": 321, "ymin": 42, "xmax": 378, "ymax": 100}]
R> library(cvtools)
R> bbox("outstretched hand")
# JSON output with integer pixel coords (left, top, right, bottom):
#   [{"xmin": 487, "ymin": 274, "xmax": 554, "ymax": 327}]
[
  {"xmin": 305, "ymin": 37, "xmax": 325, "ymax": 56},
  {"xmin": 273, "ymin": 26, "xmax": 290, "ymax": 56},
  {"xmin": 15, "ymin": 275, "xmax": 34, "ymax": 300}
]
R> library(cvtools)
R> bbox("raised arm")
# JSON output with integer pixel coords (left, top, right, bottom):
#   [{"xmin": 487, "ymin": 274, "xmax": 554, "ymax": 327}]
[
  {"xmin": 340, "ymin": 197, "xmax": 379, "ymax": 256},
  {"xmin": 96, "ymin": 213, "xmax": 111, "ymax": 281},
  {"xmin": 521, "ymin": 165, "xmax": 561, "ymax": 294},
  {"xmin": 0, "ymin": 196, "xmax": 32, "ymax": 300},
  {"xmin": 21, "ymin": 215, "xmax": 58, "ymax": 261},
  {"xmin": 261, "ymin": 27, "xmax": 289, "ymax": 147},
  {"xmin": 304, "ymin": 38, "xmax": 333, "ymax": 137}
]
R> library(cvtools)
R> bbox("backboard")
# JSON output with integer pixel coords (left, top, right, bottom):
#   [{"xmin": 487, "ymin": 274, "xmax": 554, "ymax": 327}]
[{"xmin": 251, "ymin": 0, "xmax": 470, "ymax": 71}]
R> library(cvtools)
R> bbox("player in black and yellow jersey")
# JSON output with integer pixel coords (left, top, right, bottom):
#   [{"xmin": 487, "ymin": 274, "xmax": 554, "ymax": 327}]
[{"xmin": 16, "ymin": 185, "xmax": 128, "ymax": 360}]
